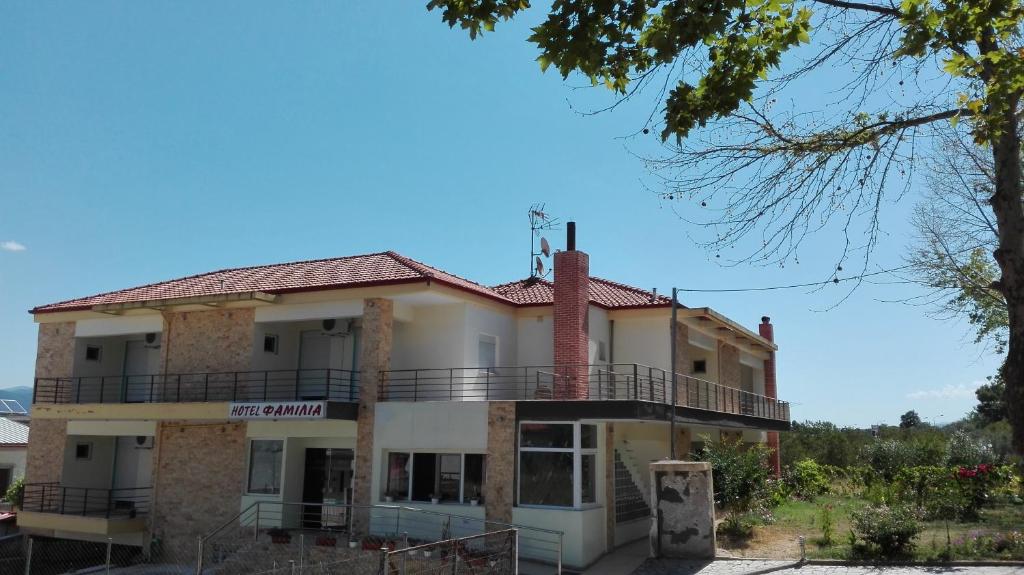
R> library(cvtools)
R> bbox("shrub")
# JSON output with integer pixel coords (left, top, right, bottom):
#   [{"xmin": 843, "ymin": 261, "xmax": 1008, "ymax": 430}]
[
  {"xmin": 3, "ymin": 478, "xmax": 22, "ymax": 505},
  {"xmin": 851, "ymin": 504, "xmax": 922, "ymax": 556},
  {"xmin": 696, "ymin": 435, "xmax": 776, "ymax": 518},
  {"xmin": 786, "ymin": 459, "xmax": 831, "ymax": 499},
  {"xmin": 951, "ymin": 531, "xmax": 1024, "ymax": 559},
  {"xmin": 945, "ymin": 429, "xmax": 995, "ymax": 467},
  {"xmin": 818, "ymin": 504, "xmax": 835, "ymax": 546}
]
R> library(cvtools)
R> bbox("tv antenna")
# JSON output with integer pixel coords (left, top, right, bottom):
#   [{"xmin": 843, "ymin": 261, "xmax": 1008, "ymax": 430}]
[{"xmin": 528, "ymin": 203, "xmax": 560, "ymax": 278}]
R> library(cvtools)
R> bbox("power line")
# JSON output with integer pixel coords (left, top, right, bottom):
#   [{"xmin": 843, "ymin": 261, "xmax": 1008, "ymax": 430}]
[{"xmin": 674, "ymin": 263, "xmax": 917, "ymax": 293}]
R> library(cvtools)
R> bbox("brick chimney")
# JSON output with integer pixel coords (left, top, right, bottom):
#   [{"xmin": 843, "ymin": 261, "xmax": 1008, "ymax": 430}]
[
  {"xmin": 759, "ymin": 316, "xmax": 781, "ymax": 477},
  {"xmin": 553, "ymin": 222, "xmax": 590, "ymax": 399}
]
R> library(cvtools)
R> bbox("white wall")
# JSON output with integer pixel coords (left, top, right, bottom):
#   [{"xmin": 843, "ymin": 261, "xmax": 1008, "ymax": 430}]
[
  {"xmin": 588, "ymin": 306, "xmax": 610, "ymax": 366},
  {"xmin": 113, "ymin": 436, "xmax": 153, "ymax": 489},
  {"xmin": 0, "ymin": 448, "xmax": 26, "ymax": 485},
  {"xmin": 612, "ymin": 316, "xmax": 669, "ymax": 370},
  {"xmin": 392, "ymin": 304, "xmax": 467, "ymax": 371},
  {"xmin": 512, "ymin": 506, "xmax": 606, "ymax": 569},
  {"xmin": 251, "ymin": 319, "xmax": 357, "ymax": 373},
  {"xmin": 463, "ymin": 304, "xmax": 516, "ymax": 369},
  {"xmin": 516, "ymin": 312, "xmax": 553, "ymax": 366},
  {"xmin": 62, "ymin": 436, "xmax": 116, "ymax": 489}
]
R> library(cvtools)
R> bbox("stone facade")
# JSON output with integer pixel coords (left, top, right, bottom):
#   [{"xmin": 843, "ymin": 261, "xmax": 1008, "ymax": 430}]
[
  {"xmin": 151, "ymin": 421, "xmax": 247, "ymax": 545},
  {"xmin": 484, "ymin": 401, "xmax": 515, "ymax": 525},
  {"xmin": 718, "ymin": 342, "xmax": 741, "ymax": 413},
  {"xmin": 353, "ymin": 298, "xmax": 393, "ymax": 531},
  {"xmin": 160, "ymin": 308, "xmax": 254, "ymax": 374},
  {"xmin": 673, "ymin": 322, "xmax": 692, "ymax": 407},
  {"xmin": 553, "ymin": 249, "xmax": 590, "ymax": 399},
  {"xmin": 25, "ymin": 322, "xmax": 76, "ymax": 484},
  {"xmin": 650, "ymin": 461, "xmax": 716, "ymax": 559},
  {"xmin": 24, "ymin": 419, "xmax": 68, "ymax": 484}
]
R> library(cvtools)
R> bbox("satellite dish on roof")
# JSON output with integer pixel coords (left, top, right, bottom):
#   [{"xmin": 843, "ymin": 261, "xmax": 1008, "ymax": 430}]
[
  {"xmin": 540, "ymin": 237, "xmax": 550, "ymax": 258},
  {"xmin": 535, "ymin": 256, "xmax": 545, "ymax": 277}
]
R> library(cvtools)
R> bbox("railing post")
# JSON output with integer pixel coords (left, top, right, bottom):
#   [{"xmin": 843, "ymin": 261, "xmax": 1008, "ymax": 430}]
[
  {"xmin": 105, "ymin": 537, "xmax": 113, "ymax": 574},
  {"xmin": 414, "ymin": 370, "xmax": 419, "ymax": 402},
  {"xmin": 233, "ymin": 372, "xmax": 239, "ymax": 402},
  {"xmin": 512, "ymin": 529, "xmax": 519, "ymax": 575},
  {"xmin": 451, "ymin": 538, "xmax": 459, "ymax": 575},
  {"xmin": 107, "ymin": 490, "xmax": 113, "ymax": 518},
  {"xmin": 299, "ymin": 533, "xmax": 305, "ymax": 572},
  {"xmin": 632, "ymin": 364, "xmax": 638, "ymax": 399},
  {"xmin": 255, "ymin": 501, "xmax": 261, "ymax": 540},
  {"xmin": 76, "ymin": 378, "xmax": 82, "ymax": 404},
  {"xmin": 196, "ymin": 536, "xmax": 204, "ymax": 575},
  {"xmin": 204, "ymin": 373, "xmax": 209, "ymax": 402},
  {"xmin": 378, "ymin": 546, "xmax": 389, "ymax": 575},
  {"xmin": 485, "ymin": 369, "xmax": 490, "ymax": 400},
  {"xmin": 83, "ymin": 489, "xmax": 89, "ymax": 516},
  {"xmin": 23, "ymin": 537, "xmax": 32, "ymax": 575},
  {"xmin": 449, "ymin": 368, "xmax": 454, "ymax": 400},
  {"xmin": 264, "ymin": 371, "xmax": 269, "ymax": 401},
  {"xmin": 295, "ymin": 370, "xmax": 301, "ymax": 401},
  {"xmin": 557, "ymin": 532, "xmax": 563, "ymax": 574}
]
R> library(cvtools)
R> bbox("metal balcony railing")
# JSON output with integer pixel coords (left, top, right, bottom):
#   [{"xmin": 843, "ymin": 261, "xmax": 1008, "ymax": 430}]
[
  {"xmin": 33, "ymin": 368, "xmax": 360, "ymax": 405},
  {"xmin": 21, "ymin": 483, "xmax": 151, "ymax": 519},
  {"xmin": 380, "ymin": 363, "xmax": 790, "ymax": 422}
]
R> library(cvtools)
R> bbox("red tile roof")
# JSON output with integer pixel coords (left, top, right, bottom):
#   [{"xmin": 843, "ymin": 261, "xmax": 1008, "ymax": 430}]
[
  {"xmin": 491, "ymin": 277, "xmax": 675, "ymax": 309},
  {"xmin": 31, "ymin": 251, "xmax": 515, "ymax": 313},
  {"xmin": 31, "ymin": 252, "xmax": 675, "ymax": 313}
]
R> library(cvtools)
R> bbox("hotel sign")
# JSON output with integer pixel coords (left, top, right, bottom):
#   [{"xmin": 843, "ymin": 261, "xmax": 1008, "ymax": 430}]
[{"xmin": 228, "ymin": 401, "xmax": 327, "ymax": 420}]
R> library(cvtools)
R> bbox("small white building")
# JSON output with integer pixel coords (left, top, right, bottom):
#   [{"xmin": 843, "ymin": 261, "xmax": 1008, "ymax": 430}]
[{"xmin": 0, "ymin": 416, "xmax": 28, "ymax": 495}]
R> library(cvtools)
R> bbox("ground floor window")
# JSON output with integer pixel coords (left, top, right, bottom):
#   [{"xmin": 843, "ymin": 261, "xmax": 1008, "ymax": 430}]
[
  {"xmin": 383, "ymin": 452, "xmax": 486, "ymax": 504},
  {"xmin": 518, "ymin": 422, "xmax": 599, "ymax": 508},
  {"xmin": 247, "ymin": 439, "xmax": 284, "ymax": 495}
]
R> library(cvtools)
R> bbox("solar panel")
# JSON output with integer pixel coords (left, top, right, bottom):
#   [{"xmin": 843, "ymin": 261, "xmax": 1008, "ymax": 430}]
[{"xmin": 0, "ymin": 400, "xmax": 26, "ymax": 415}]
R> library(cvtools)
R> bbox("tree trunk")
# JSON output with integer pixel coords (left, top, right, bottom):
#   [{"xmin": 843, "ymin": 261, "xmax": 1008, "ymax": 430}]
[{"xmin": 988, "ymin": 103, "xmax": 1024, "ymax": 454}]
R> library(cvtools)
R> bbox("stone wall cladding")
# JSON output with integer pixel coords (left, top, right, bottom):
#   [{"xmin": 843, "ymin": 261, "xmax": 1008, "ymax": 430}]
[
  {"xmin": 553, "ymin": 250, "xmax": 590, "ymax": 399},
  {"xmin": 353, "ymin": 298, "xmax": 393, "ymax": 532},
  {"xmin": 485, "ymin": 401, "xmax": 515, "ymax": 525},
  {"xmin": 24, "ymin": 419, "xmax": 67, "ymax": 484},
  {"xmin": 26, "ymin": 323, "xmax": 76, "ymax": 484},
  {"xmin": 718, "ymin": 343, "xmax": 741, "ymax": 413},
  {"xmin": 151, "ymin": 421, "xmax": 247, "ymax": 545},
  {"xmin": 161, "ymin": 308, "xmax": 255, "ymax": 374},
  {"xmin": 673, "ymin": 322, "xmax": 692, "ymax": 406}
]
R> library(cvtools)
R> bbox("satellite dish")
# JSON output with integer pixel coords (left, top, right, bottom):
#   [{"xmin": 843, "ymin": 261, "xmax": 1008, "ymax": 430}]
[
  {"xmin": 322, "ymin": 318, "xmax": 337, "ymax": 332},
  {"xmin": 535, "ymin": 256, "xmax": 545, "ymax": 276},
  {"xmin": 540, "ymin": 237, "xmax": 550, "ymax": 258}
]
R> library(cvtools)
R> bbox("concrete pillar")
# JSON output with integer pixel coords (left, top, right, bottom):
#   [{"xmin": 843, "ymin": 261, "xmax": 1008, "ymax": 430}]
[
  {"xmin": 650, "ymin": 461, "xmax": 716, "ymax": 559},
  {"xmin": 758, "ymin": 317, "xmax": 781, "ymax": 476},
  {"xmin": 605, "ymin": 423, "xmax": 615, "ymax": 550},
  {"xmin": 353, "ymin": 298, "xmax": 393, "ymax": 532},
  {"xmin": 484, "ymin": 402, "xmax": 515, "ymax": 526}
]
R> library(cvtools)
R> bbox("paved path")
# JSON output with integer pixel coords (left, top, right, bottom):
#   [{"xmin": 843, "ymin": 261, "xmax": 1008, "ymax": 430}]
[{"xmin": 632, "ymin": 559, "xmax": 1024, "ymax": 575}]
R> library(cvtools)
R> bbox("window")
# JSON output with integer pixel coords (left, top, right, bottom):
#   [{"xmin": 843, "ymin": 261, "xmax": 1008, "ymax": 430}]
[
  {"xmin": 85, "ymin": 345, "xmax": 102, "ymax": 362},
  {"xmin": 597, "ymin": 341, "xmax": 607, "ymax": 362},
  {"xmin": 75, "ymin": 442, "xmax": 92, "ymax": 460},
  {"xmin": 693, "ymin": 359, "xmax": 707, "ymax": 374},
  {"xmin": 478, "ymin": 335, "xmax": 497, "ymax": 374},
  {"xmin": 386, "ymin": 452, "xmax": 411, "ymax": 501},
  {"xmin": 382, "ymin": 452, "xmax": 486, "ymax": 504},
  {"xmin": 263, "ymin": 334, "xmax": 279, "ymax": 354},
  {"xmin": 518, "ymin": 422, "xmax": 599, "ymax": 508},
  {"xmin": 247, "ymin": 440, "xmax": 284, "ymax": 495}
]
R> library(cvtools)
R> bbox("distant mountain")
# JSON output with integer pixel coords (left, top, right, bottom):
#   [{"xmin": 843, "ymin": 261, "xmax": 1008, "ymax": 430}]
[{"xmin": 0, "ymin": 387, "xmax": 32, "ymax": 413}]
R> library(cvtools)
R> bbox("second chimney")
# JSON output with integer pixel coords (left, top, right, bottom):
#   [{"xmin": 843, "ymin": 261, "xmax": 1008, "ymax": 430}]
[{"xmin": 553, "ymin": 222, "xmax": 590, "ymax": 399}]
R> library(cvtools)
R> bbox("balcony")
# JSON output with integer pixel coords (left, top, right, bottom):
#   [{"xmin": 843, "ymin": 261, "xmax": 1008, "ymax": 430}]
[
  {"xmin": 380, "ymin": 364, "xmax": 790, "ymax": 424},
  {"xmin": 33, "ymin": 368, "xmax": 360, "ymax": 405},
  {"xmin": 17, "ymin": 484, "xmax": 151, "ymax": 535}
]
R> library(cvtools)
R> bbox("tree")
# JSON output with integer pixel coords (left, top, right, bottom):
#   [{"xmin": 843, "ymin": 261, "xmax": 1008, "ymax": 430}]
[
  {"xmin": 900, "ymin": 410, "xmax": 922, "ymax": 428},
  {"xmin": 974, "ymin": 367, "xmax": 1009, "ymax": 424},
  {"xmin": 428, "ymin": 0, "xmax": 1024, "ymax": 452}
]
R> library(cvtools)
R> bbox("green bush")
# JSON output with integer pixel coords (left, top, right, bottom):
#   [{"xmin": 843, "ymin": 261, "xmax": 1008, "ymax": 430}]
[
  {"xmin": 945, "ymin": 429, "xmax": 995, "ymax": 467},
  {"xmin": 3, "ymin": 477, "xmax": 23, "ymax": 505},
  {"xmin": 851, "ymin": 504, "xmax": 923, "ymax": 556},
  {"xmin": 785, "ymin": 459, "xmax": 831, "ymax": 499},
  {"xmin": 695, "ymin": 435, "xmax": 776, "ymax": 518}
]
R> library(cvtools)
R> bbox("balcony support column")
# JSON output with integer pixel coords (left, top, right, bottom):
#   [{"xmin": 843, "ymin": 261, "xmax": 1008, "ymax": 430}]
[{"xmin": 353, "ymin": 298, "xmax": 393, "ymax": 533}]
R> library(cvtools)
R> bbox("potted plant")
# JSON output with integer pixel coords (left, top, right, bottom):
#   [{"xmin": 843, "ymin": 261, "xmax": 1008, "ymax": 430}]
[
  {"xmin": 385, "ymin": 490, "xmax": 397, "ymax": 503},
  {"xmin": 267, "ymin": 528, "xmax": 291, "ymax": 545},
  {"xmin": 348, "ymin": 538, "xmax": 359, "ymax": 549},
  {"xmin": 430, "ymin": 494, "xmax": 440, "ymax": 505},
  {"xmin": 470, "ymin": 491, "xmax": 481, "ymax": 506}
]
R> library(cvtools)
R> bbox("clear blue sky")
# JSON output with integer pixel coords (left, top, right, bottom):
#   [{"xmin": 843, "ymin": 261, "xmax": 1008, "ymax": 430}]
[{"xmin": 0, "ymin": 2, "xmax": 1001, "ymax": 426}]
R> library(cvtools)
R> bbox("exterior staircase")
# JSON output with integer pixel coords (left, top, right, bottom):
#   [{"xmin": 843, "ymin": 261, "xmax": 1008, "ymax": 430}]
[{"xmin": 613, "ymin": 450, "xmax": 650, "ymax": 524}]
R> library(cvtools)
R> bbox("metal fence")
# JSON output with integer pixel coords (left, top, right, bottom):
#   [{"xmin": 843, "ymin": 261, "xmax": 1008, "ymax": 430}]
[
  {"xmin": 381, "ymin": 363, "xmax": 790, "ymax": 421},
  {"xmin": 33, "ymin": 368, "xmax": 360, "ymax": 405},
  {"xmin": 11, "ymin": 534, "xmax": 198, "ymax": 575},
  {"xmin": 21, "ymin": 483, "xmax": 151, "ymax": 519},
  {"xmin": 199, "ymin": 502, "xmax": 561, "ymax": 575}
]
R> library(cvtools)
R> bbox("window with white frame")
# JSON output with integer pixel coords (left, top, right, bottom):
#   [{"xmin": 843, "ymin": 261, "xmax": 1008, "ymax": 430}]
[
  {"xmin": 383, "ymin": 452, "xmax": 486, "ymax": 504},
  {"xmin": 518, "ymin": 422, "xmax": 599, "ymax": 508},
  {"xmin": 247, "ymin": 439, "xmax": 284, "ymax": 495},
  {"xmin": 478, "ymin": 335, "xmax": 497, "ymax": 374}
]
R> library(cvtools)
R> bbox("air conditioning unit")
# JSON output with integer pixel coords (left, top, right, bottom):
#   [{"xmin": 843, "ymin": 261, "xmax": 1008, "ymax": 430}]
[
  {"xmin": 135, "ymin": 436, "xmax": 154, "ymax": 449},
  {"xmin": 321, "ymin": 319, "xmax": 351, "ymax": 337}
]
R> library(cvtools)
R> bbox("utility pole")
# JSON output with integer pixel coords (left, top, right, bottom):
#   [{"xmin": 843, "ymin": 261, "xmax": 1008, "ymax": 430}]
[{"xmin": 669, "ymin": 287, "xmax": 678, "ymax": 460}]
